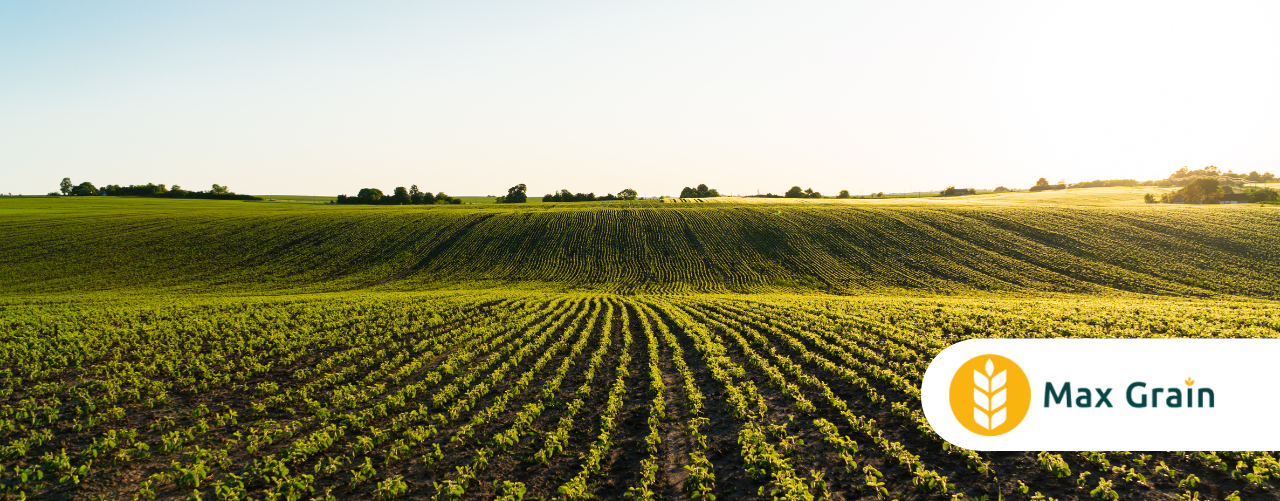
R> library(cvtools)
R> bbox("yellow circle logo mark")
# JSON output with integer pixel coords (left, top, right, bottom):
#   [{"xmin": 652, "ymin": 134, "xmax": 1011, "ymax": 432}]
[{"xmin": 948, "ymin": 354, "xmax": 1031, "ymax": 436}]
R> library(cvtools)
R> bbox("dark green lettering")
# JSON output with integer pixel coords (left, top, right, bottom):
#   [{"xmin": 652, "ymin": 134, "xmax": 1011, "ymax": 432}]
[
  {"xmin": 1045, "ymin": 382, "xmax": 1071, "ymax": 407},
  {"xmin": 1166, "ymin": 388, "xmax": 1182, "ymax": 408},
  {"xmin": 1152, "ymin": 388, "xmax": 1164, "ymax": 407},
  {"xmin": 1095, "ymin": 388, "xmax": 1113, "ymax": 407},
  {"xmin": 1075, "ymin": 388, "xmax": 1092, "ymax": 408},
  {"xmin": 1198, "ymin": 388, "xmax": 1215, "ymax": 408},
  {"xmin": 1127, "ymin": 382, "xmax": 1147, "ymax": 408}
]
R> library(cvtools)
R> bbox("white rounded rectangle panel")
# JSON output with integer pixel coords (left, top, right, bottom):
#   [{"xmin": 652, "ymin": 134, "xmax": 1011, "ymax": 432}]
[{"xmin": 920, "ymin": 338, "xmax": 1279, "ymax": 451}]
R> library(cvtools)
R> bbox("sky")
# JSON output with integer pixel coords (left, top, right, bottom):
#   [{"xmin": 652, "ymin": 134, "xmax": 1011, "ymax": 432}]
[{"xmin": 2, "ymin": 1, "xmax": 1278, "ymax": 197}]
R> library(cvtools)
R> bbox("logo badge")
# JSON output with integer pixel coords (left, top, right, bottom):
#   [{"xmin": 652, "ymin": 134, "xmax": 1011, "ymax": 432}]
[{"xmin": 949, "ymin": 354, "xmax": 1031, "ymax": 436}]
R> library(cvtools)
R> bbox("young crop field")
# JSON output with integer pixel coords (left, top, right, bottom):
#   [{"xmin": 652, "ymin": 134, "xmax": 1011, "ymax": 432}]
[
  {"xmin": 1, "ymin": 293, "xmax": 1278, "ymax": 500},
  {"xmin": 1, "ymin": 194, "xmax": 1279, "ymax": 500},
  {"xmin": 3, "ymin": 197, "xmax": 1280, "ymax": 297}
]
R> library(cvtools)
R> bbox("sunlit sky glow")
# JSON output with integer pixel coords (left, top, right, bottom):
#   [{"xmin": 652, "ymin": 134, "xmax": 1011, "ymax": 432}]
[{"xmin": 2, "ymin": 1, "xmax": 1278, "ymax": 197}]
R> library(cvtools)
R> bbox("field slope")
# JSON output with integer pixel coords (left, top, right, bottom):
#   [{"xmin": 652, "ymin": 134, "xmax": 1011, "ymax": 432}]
[{"xmin": 1, "ymin": 195, "xmax": 1278, "ymax": 297}]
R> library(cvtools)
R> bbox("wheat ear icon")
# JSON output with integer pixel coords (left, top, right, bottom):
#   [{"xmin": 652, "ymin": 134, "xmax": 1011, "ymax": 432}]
[{"xmin": 973, "ymin": 359, "xmax": 1007, "ymax": 430}]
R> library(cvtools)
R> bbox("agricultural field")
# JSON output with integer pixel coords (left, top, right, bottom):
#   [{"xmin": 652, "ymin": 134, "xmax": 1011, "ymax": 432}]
[
  {"xmin": 3, "ymin": 293, "xmax": 1280, "ymax": 500},
  {"xmin": 3, "ymin": 196, "xmax": 1280, "ymax": 297},
  {"xmin": 1, "ymin": 192, "xmax": 1279, "ymax": 500}
]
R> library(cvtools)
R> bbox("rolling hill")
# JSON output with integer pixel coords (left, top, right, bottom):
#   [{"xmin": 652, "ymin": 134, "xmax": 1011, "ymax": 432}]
[{"xmin": 2, "ymin": 192, "xmax": 1277, "ymax": 297}]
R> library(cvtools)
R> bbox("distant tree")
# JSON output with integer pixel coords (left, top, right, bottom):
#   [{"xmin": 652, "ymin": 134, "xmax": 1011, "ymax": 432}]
[
  {"xmin": 784, "ymin": 186, "xmax": 804, "ymax": 198},
  {"xmin": 71, "ymin": 182, "xmax": 98, "ymax": 196},
  {"xmin": 1263, "ymin": 172, "xmax": 1276, "ymax": 183},
  {"xmin": 993, "ymin": 186, "xmax": 1010, "ymax": 192},
  {"xmin": 803, "ymin": 188, "xmax": 822, "ymax": 198},
  {"xmin": 59, "ymin": 177, "xmax": 72, "ymax": 196},
  {"xmin": 410, "ymin": 185, "xmax": 424, "ymax": 204},
  {"xmin": 1069, "ymin": 179, "xmax": 1139, "ymax": 189},
  {"xmin": 680, "ymin": 184, "xmax": 720, "ymax": 198},
  {"xmin": 434, "ymin": 192, "xmax": 461, "ymax": 204},
  {"xmin": 1246, "ymin": 187, "xmax": 1278, "ymax": 202},
  {"xmin": 1187, "ymin": 178, "xmax": 1221, "ymax": 202},
  {"xmin": 836, "ymin": 190, "xmax": 850, "ymax": 199},
  {"xmin": 1169, "ymin": 165, "xmax": 1223, "ymax": 180},
  {"xmin": 356, "ymin": 188, "xmax": 384, "ymax": 204},
  {"xmin": 422, "ymin": 191, "xmax": 436, "ymax": 205},
  {"xmin": 391, "ymin": 186, "xmax": 412, "ymax": 204},
  {"xmin": 1030, "ymin": 178, "xmax": 1065, "ymax": 192},
  {"xmin": 1143, "ymin": 193, "xmax": 1157, "ymax": 204},
  {"xmin": 618, "ymin": 188, "xmax": 637, "ymax": 200},
  {"xmin": 498, "ymin": 184, "xmax": 527, "ymax": 204},
  {"xmin": 211, "ymin": 184, "xmax": 230, "ymax": 194},
  {"xmin": 940, "ymin": 186, "xmax": 977, "ymax": 197},
  {"xmin": 1168, "ymin": 178, "xmax": 1223, "ymax": 203},
  {"xmin": 1247, "ymin": 171, "xmax": 1262, "ymax": 182},
  {"xmin": 538, "ymin": 188, "xmax": 619, "ymax": 202}
]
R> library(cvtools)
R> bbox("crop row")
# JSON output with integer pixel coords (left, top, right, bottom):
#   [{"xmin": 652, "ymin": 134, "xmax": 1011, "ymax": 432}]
[{"xmin": 0, "ymin": 293, "xmax": 1276, "ymax": 499}]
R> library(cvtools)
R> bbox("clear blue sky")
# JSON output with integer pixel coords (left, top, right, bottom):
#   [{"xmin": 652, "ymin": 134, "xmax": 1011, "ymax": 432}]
[{"xmin": 3, "ymin": 1, "xmax": 1278, "ymax": 197}]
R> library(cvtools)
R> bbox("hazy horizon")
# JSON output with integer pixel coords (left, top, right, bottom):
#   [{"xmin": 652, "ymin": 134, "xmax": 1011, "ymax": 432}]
[{"xmin": 3, "ymin": 1, "xmax": 1278, "ymax": 197}]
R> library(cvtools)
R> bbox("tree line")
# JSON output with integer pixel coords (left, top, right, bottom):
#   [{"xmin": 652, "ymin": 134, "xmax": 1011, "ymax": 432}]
[
  {"xmin": 1028, "ymin": 177, "xmax": 1138, "ymax": 191},
  {"xmin": 55, "ymin": 168, "xmax": 1276, "ymax": 206},
  {"xmin": 1027, "ymin": 167, "xmax": 1278, "ymax": 193},
  {"xmin": 493, "ymin": 184, "xmax": 644, "ymax": 203},
  {"xmin": 540, "ymin": 187, "xmax": 636, "ymax": 202},
  {"xmin": 53, "ymin": 178, "xmax": 260, "ymax": 200},
  {"xmin": 679, "ymin": 184, "xmax": 720, "ymax": 198},
  {"xmin": 1145, "ymin": 178, "xmax": 1278, "ymax": 204},
  {"xmin": 336, "ymin": 186, "xmax": 461, "ymax": 205},
  {"xmin": 497, "ymin": 184, "xmax": 527, "ymax": 203},
  {"xmin": 335, "ymin": 183, "xmax": 641, "ymax": 205},
  {"xmin": 1171, "ymin": 165, "xmax": 1275, "ymax": 183},
  {"xmin": 743, "ymin": 186, "xmax": 843, "ymax": 198},
  {"xmin": 939, "ymin": 186, "xmax": 977, "ymax": 196}
]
